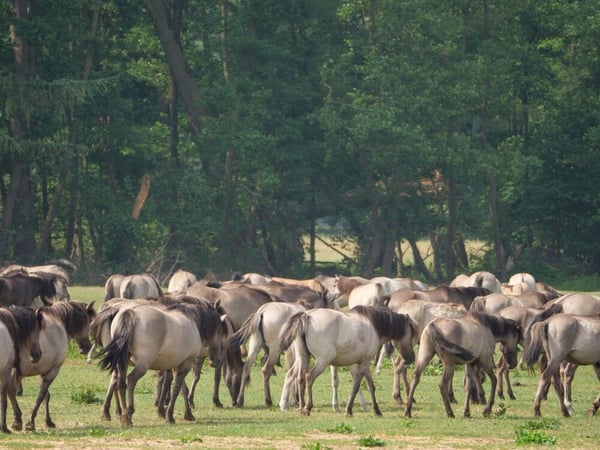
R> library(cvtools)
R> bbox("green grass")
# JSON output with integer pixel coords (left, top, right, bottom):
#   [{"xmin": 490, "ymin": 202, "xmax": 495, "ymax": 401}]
[{"xmin": 4, "ymin": 286, "xmax": 596, "ymax": 449}]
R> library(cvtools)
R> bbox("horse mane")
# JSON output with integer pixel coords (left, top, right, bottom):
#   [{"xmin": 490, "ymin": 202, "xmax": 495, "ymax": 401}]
[
  {"xmin": 205, "ymin": 280, "xmax": 222, "ymax": 288},
  {"xmin": 39, "ymin": 301, "xmax": 91, "ymax": 337},
  {"xmin": 1, "ymin": 306, "xmax": 40, "ymax": 376},
  {"xmin": 351, "ymin": 305, "xmax": 410, "ymax": 340},
  {"xmin": 470, "ymin": 311, "xmax": 520, "ymax": 339},
  {"xmin": 457, "ymin": 286, "xmax": 492, "ymax": 297},
  {"xmin": 166, "ymin": 302, "xmax": 222, "ymax": 342}
]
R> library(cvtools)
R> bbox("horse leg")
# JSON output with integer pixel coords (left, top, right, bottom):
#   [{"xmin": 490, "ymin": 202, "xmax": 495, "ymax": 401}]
[
  {"xmin": 122, "ymin": 366, "xmax": 146, "ymax": 427},
  {"xmin": 496, "ymin": 354, "xmax": 505, "ymax": 400},
  {"xmin": 363, "ymin": 368, "xmax": 382, "ymax": 416},
  {"xmin": 25, "ymin": 375, "xmax": 54, "ymax": 431},
  {"xmin": 405, "ymin": 338, "xmax": 435, "ymax": 418},
  {"xmin": 303, "ymin": 361, "xmax": 328, "ymax": 416},
  {"xmin": 345, "ymin": 366, "xmax": 364, "ymax": 417},
  {"xmin": 186, "ymin": 358, "xmax": 201, "ymax": 409},
  {"xmin": 392, "ymin": 354, "xmax": 406, "ymax": 405},
  {"xmin": 179, "ymin": 379, "xmax": 194, "ymax": 421},
  {"xmin": 480, "ymin": 359, "xmax": 497, "ymax": 417},
  {"xmin": 263, "ymin": 347, "xmax": 282, "ymax": 408},
  {"xmin": 463, "ymin": 364, "xmax": 474, "ymax": 418},
  {"xmin": 550, "ymin": 368, "xmax": 569, "ymax": 417},
  {"xmin": 375, "ymin": 341, "xmax": 392, "ymax": 374},
  {"xmin": 588, "ymin": 364, "xmax": 600, "ymax": 417},
  {"xmin": 165, "ymin": 368, "xmax": 192, "ymax": 424},
  {"xmin": 330, "ymin": 366, "xmax": 339, "ymax": 412},
  {"xmin": 504, "ymin": 357, "xmax": 515, "ymax": 400},
  {"xmin": 7, "ymin": 380, "xmax": 22, "ymax": 431},
  {"xmin": 156, "ymin": 370, "xmax": 172, "ymax": 418},
  {"xmin": 562, "ymin": 362, "xmax": 577, "ymax": 416},
  {"xmin": 1, "ymin": 389, "xmax": 9, "ymax": 433},
  {"xmin": 440, "ymin": 363, "xmax": 456, "ymax": 418},
  {"xmin": 43, "ymin": 391, "xmax": 55, "ymax": 429},
  {"xmin": 533, "ymin": 363, "xmax": 558, "ymax": 417},
  {"xmin": 210, "ymin": 358, "xmax": 224, "ymax": 408}
]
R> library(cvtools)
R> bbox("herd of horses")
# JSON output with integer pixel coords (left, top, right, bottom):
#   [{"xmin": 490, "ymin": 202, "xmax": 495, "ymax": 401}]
[{"xmin": 0, "ymin": 262, "xmax": 599, "ymax": 433}]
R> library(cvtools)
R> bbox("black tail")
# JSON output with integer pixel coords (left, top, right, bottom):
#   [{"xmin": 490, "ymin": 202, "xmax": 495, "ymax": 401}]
[
  {"xmin": 521, "ymin": 321, "xmax": 547, "ymax": 369},
  {"xmin": 279, "ymin": 312, "xmax": 307, "ymax": 353},
  {"xmin": 98, "ymin": 309, "xmax": 136, "ymax": 374},
  {"xmin": 229, "ymin": 312, "xmax": 261, "ymax": 349},
  {"xmin": 430, "ymin": 323, "xmax": 475, "ymax": 362}
]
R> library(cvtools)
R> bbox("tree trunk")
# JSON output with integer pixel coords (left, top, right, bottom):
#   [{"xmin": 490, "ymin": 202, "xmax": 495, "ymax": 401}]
[{"xmin": 144, "ymin": 0, "xmax": 205, "ymax": 137}]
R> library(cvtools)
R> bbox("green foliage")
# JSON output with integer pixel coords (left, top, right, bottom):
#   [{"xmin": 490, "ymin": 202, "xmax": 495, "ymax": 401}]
[
  {"xmin": 515, "ymin": 419, "xmax": 560, "ymax": 445},
  {"xmin": 302, "ymin": 443, "xmax": 332, "ymax": 450},
  {"xmin": 69, "ymin": 385, "xmax": 102, "ymax": 405},
  {"xmin": 327, "ymin": 422, "xmax": 355, "ymax": 434},
  {"xmin": 357, "ymin": 435, "xmax": 386, "ymax": 447}
]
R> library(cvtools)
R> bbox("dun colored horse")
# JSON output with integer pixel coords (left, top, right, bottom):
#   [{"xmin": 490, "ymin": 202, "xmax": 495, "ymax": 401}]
[
  {"xmin": 404, "ymin": 312, "xmax": 521, "ymax": 418},
  {"xmin": 0, "ymin": 306, "xmax": 43, "ymax": 433},
  {"xmin": 279, "ymin": 305, "xmax": 416, "ymax": 416}
]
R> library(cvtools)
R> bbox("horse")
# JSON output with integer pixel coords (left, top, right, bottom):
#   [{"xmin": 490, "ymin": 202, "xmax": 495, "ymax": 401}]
[
  {"xmin": 119, "ymin": 273, "xmax": 163, "ymax": 299},
  {"xmin": 389, "ymin": 286, "xmax": 490, "ymax": 310},
  {"xmin": 470, "ymin": 293, "xmax": 525, "ymax": 315},
  {"xmin": 0, "ymin": 306, "xmax": 43, "ymax": 433},
  {"xmin": 522, "ymin": 313, "xmax": 600, "ymax": 417},
  {"xmin": 381, "ymin": 300, "xmax": 468, "ymax": 403},
  {"xmin": 404, "ymin": 312, "xmax": 521, "ymax": 418},
  {"xmin": 494, "ymin": 303, "xmax": 563, "ymax": 400},
  {"xmin": 450, "ymin": 271, "xmax": 502, "ymax": 294},
  {"xmin": 167, "ymin": 270, "xmax": 197, "ymax": 294},
  {"xmin": 0, "ymin": 273, "xmax": 58, "ymax": 306},
  {"xmin": 330, "ymin": 275, "xmax": 370, "ymax": 307},
  {"xmin": 0, "ymin": 259, "xmax": 76, "ymax": 283},
  {"xmin": 99, "ymin": 301, "xmax": 229, "ymax": 426},
  {"xmin": 279, "ymin": 305, "xmax": 416, "ymax": 416},
  {"xmin": 245, "ymin": 280, "xmax": 329, "ymax": 307},
  {"xmin": 545, "ymin": 292, "xmax": 600, "ymax": 315},
  {"xmin": 228, "ymin": 301, "xmax": 312, "ymax": 408},
  {"xmin": 370, "ymin": 276, "xmax": 429, "ymax": 295},
  {"xmin": 347, "ymin": 282, "xmax": 386, "ymax": 309},
  {"xmin": 11, "ymin": 301, "xmax": 96, "ymax": 431},
  {"xmin": 104, "ymin": 274, "xmax": 125, "ymax": 301},
  {"xmin": 502, "ymin": 272, "xmax": 536, "ymax": 295}
]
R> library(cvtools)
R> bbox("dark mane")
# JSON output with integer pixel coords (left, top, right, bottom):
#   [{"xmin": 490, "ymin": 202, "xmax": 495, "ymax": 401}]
[
  {"xmin": 1, "ymin": 306, "xmax": 40, "ymax": 375},
  {"xmin": 351, "ymin": 305, "xmax": 410, "ymax": 340},
  {"xmin": 39, "ymin": 301, "xmax": 92, "ymax": 337},
  {"xmin": 456, "ymin": 286, "xmax": 491, "ymax": 297},
  {"xmin": 470, "ymin": 311, "xmax": 520, "ymax": 339},
  {"xmin": 166, "ymin": 302, "xmax": 223, "ymax": 342}
]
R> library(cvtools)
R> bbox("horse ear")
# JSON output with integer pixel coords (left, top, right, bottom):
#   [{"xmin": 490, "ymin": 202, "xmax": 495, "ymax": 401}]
[
  {"xmin": 87, "ymin": 301, "xmax": 96, "ymax": 316},
  {"xmin": 214, "ymin": 299, "xmax": 221, "ymax": 308},
  {"xmin": 35, "ymin": 307, "xmax": 46, "ymax": 329}
]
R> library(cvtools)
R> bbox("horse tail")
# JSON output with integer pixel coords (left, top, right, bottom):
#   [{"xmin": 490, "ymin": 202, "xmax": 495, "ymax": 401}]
[
  {"xmin": 90, "ymin": 306, "xmax": 119, "ymax": 345},
  {"xmin": 521, "ymin": 321, "xmax": 547, "ymax": 370},
  {"xmin": 228, "ymin": 311, "xmax": 262, "ymax": 349},
  {"xmin": 429, "ymin": 323, "xmax": 475, "ymax": 362},
  {"xmin": 98, "ymin": 309, "xmax": 136, "ymax": 374},
  {"xmin": 279, "ymin": 312, "xmax": 307, "ymax": 353},
  {"xmin": 469, "ymin": 296, "xmax": 486, "ymax": 312}
]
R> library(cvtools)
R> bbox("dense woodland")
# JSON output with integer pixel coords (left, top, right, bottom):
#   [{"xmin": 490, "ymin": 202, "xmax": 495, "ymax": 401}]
[{"xmin": 1, "ymin": 1, "xmax": 599, "ymax": 284}]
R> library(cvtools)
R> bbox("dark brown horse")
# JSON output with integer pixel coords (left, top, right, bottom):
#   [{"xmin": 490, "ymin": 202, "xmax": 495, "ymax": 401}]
[{"xmin": 0, "ymin": 273, "xmax": 57, "ymax": 306}]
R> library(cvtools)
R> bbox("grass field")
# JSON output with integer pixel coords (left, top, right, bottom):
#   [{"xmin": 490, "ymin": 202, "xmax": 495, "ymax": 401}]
[{"xmin": 1, "ymin": 286, "xmax": 599, "ymax": 449}]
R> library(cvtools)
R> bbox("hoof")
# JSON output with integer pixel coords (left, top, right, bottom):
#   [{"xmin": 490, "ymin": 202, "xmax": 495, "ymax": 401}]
[{"xmin": 11, "ymin": 422, "xmax": 22, "ymax": 432}]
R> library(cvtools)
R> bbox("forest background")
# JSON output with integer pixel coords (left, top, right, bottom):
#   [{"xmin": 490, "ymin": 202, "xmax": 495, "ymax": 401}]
[{"xmin": 1, "ymin": 0, "xmax": 599, "ymax": 288}]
